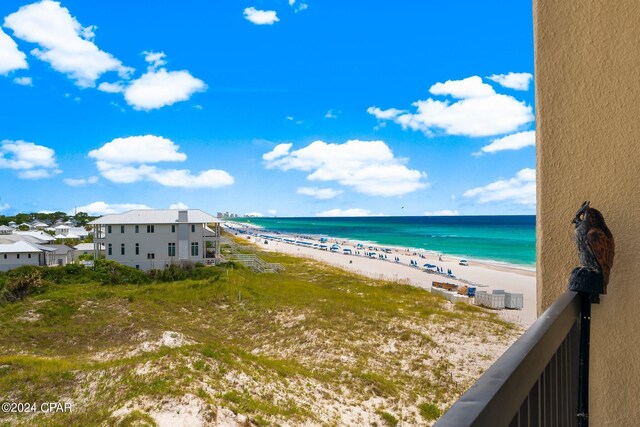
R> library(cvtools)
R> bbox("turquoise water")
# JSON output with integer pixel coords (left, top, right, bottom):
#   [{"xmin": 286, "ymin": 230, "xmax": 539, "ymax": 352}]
[{"xmin": 230, "ymin": 216, "xmax": 536, "ymax": 267}]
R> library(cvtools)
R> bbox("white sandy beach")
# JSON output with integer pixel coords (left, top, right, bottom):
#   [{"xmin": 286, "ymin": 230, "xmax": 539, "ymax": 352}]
[{"xmin": 224, "ymin": 223, "xmax": 537, "ymax": 328}]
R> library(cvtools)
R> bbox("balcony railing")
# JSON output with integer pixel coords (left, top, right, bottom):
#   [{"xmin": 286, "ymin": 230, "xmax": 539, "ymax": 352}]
[{"xmin": 435, "ymin": 291, "xmax": 581, "ymax": 427}]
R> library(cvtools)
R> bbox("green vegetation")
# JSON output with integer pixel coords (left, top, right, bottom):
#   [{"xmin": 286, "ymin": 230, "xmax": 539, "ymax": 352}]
[
  {"xmin": 419, "ymin": 402, "xmax": 442, "ymax": 421},
  {"xmin": 0, "ymin": 266, "xmax": 43, "ymax": 302},
  {"xmin": 378, "ymin": 410, "xmax": 399, "ymax": 426},
  {"xmin": 0, "ymin": 237, "xmax": 519, "ymax": 426},
  {"xmin": 0, "ymin": 211, "xmax": 97, "ymax": 227}
]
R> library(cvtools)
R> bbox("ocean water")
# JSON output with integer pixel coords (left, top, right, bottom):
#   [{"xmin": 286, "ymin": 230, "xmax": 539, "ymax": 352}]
[{"xmin": 230, "ymin": 216, "xmax": 536, "ymax": 267}]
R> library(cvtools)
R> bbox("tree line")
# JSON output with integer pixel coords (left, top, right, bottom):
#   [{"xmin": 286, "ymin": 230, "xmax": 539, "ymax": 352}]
[{"xmin": 0, "ymin": 211, "xmax": 97, "ymax": 227}]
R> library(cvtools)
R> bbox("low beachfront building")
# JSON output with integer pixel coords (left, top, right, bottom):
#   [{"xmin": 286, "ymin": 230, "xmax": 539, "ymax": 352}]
[
  {"xmin": 44, "ymin": 244, "xmax": 75, "ymax": 267},
  {"xmin": 74, "ymin": 242, "xmax": 100, "ymax": 256},
  {"xmin": 88, "ymin": 209, "xmax": 221, "ymax": 271},
  {"xmin": 0, "ymin": 241, "xmax": 44, "ymax": 271}
]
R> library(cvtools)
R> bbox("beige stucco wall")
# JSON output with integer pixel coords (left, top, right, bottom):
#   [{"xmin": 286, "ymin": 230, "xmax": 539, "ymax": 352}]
[{"xmin": 534, "ymin": 0, "xmax": 640, "ymax": 424}]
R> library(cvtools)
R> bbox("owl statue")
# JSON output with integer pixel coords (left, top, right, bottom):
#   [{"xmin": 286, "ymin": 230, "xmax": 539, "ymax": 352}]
[{"xmin": 568, "ymin": 201, "xmax": 615, "ymax": 302}]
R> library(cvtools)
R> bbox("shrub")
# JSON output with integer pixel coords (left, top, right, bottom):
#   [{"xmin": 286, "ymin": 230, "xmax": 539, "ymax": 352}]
[
  {"xmin": 378, "ymin": 411, "xmax": 399, "ymax": 427},
  {"xmin": 147, "ymin": 263, "xmax": 224, "ymax": 282},
  {"xmin": 93, "ymin": 259, "xmax": 149, "ymax": 285},
  {"xmin": 64, "ymin": 263, "xmax": 84, "ymax": 275},
  {"xmin": 2, "ymin": 266, "xmax": 43, "ymax": 302},
  {"xmin": 419, "ymin": 402, "xmax": 441, "ymax": 421},
  {"xmin": 42, "ymin": 264, "xmax": 95, "ymax": 285}
]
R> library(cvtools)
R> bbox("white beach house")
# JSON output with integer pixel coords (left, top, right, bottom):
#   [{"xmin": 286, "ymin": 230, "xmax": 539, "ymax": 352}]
[
  {"xmin": 0, "ymin": 241, "xmax": 44, "ymax": 271},
  {"xmin": 89, "ymin": 209, "xmax": 221, "ymax": 270}
]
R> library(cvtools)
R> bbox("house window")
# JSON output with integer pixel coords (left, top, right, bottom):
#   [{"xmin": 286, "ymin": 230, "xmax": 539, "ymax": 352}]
[
  {"xmin": 191, "ymin": 224, "xmax": 196, "ymax": 232},
  {"xmin": 135, "ymin": 243, "xmax": 140, "ymax": 255},
  {"xmin": 135, "ymin": 225, "xmax": 139, "ymax": 233},
  {"xmin": 135, "ymin": 265, "xmax": 139, "ymax": 270},
  {"xmin": 17, "ymin": 254, "xmax": 20, "ymax": 259},
  {"xmin": 191, "ymin": 242, "xmax": 199, "ymax": 256},
  {"xmin": 108, "ymin": 244, "xmax": 112, "ymax": 256},
  {"xmin": 121, "ymin": 243, "xmax": 125, "ymax": 255},
  {"xmin": 171, "ymin": 225, "xmax": 175, "ymax": 233},
  {"xmin": 28, "ymin": 254, "xmax": 31, "ymax": 259},
  {"xmin": 121, "ymin": 225, "xmax": 125, "ymax": 233},
  {"xmin": 147, "ymin": 253, "xmax": 155, "ymax": 259},
  {"xmin": 147, "ymin": 225, "xmax": 155, "ymax": 233},
  {"xmin": 107, "ymin": 225, "xmax": 112, "ymax": 234},
  {"xmin": 168, "ymin": 242, "xmax": 176, "ymax": 257},
  {"xmin": 3, "ymin": 254, "xmax": 6, "ymax": 259}
]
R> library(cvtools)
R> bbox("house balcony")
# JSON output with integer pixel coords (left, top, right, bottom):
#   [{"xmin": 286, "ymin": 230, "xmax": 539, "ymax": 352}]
[{"xmin": 435, "ymin": 291, "xmax": 582, "ymax": 427}]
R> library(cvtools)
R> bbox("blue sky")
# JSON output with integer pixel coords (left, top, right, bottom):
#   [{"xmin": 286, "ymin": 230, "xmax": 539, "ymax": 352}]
[{"xmin": 0, "ymin": 0, "xmax": 535, "ymax": 217}]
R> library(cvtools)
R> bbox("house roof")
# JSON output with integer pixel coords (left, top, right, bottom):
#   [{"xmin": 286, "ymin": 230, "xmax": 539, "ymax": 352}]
[
  {"xmin": 74, "ymin": 243, "xmax": 96, "ymax": 251},
  {"xmin": 46, "ymin": 244, "xmax": 74, "ymax": 254},
  {"xmin": 55, "ymin": 233, "xmax": 81, "ymax": 239},
  {"xmin": 0, "ymin": 225, "xmax": 13, "ymax": 232},
  {"xmin": 0, "ymin": 241, "xmax": 42, "ymax": 253},
  {"xmin": 89, "ymin": 209, "xmax": 219, "ymax": 225},
  {"xmin": 15, "ymin": 231, "xmax": 56, "ymax": 242}
]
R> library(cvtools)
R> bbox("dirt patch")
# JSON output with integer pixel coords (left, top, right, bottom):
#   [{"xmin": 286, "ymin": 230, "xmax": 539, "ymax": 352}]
[
  {"xmin": 111, "ymin": 394, "xmax": 214, "ymax": 427},
  {"xmin": 16, "ymin": 309, "xmax": 42, "ymax": 322},
  {"xmin": 92, "ymin": 331, "xmax": 196, "ymax": 362}
]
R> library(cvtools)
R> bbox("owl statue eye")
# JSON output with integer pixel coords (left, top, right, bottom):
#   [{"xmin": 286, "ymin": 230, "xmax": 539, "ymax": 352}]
[{"xmin": 579, "ymin": 213, "xmax": 585, "ymax": 221}]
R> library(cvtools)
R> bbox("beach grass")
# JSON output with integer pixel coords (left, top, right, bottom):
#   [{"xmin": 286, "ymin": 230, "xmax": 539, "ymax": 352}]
[{"xmin": 0, "ymin": 238, "xmax": 520, "ymax": 426}]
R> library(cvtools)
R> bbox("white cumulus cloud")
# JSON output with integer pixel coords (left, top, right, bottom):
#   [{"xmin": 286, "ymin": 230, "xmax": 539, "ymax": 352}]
[
  {"xmin": 487, "ymin": 72, "xmax": 533, "ymax": 91},
  {"xmin": 96, "ymin": 52, "xmax": 205, "ymax": 110},
  {"xmin": 124, "ymin": 68, "xmax": 206, "ymax": 111},
  {"xmin": 262, "ymin": 143, "xmax": 292, "ymax": 161},
  {"xmin": 0, "ymin": 203, "xmax": 10, "ymax": 212},
  {"xmin": 4, "ymin": 0, "xmax": 131, "ymax": 87},
  {"xmin": 74, "ymin": 201, "xmax": 152, "ymax": 215},
  {"xmin": 243, "ymin": 7, "xmax": 279, "ymax": 25},
  {"xmin": 263, "ymin": 140, "xmax": 427, "ymax": 197},
  {"xmin": 367, "ymin": 106, "xmax": 405, "ymax": 120},
  {"xmin": 288, "ymin": 1, "xmax": 308, "ymax": 12},
  {"xmin": 13, "ymin": 76, "xmax": 33, "ymax": 86},
  {"xmin": 0, "ymin": 139, "xmax": 61, "ymax": 179},
  {"xmin": 97, "ymin": 81, "xmax": 124, "ymax": 93},
  {"xmin": 64, "ymin": 176, "xmax": 98, "ymax": 186},
  {"xmin": 89, "ymin": 135, "xmax": 234, "ymax": 189},
  {"xmin": 315, "ymin": 208, "xmax": 380, "ymax": 217},
  {"xmin": 0, "ymin": 27, "xmax": 28, "ymax": 74},
  {"xmin": 369, "ymin": 75, "xmax": 534, "ymax": 137},
  {"xmin": 429, "ymin": 76, "xmax": 495, "ymax": 99},
  {"xmin": 88, "ymin": 135, "xmax": 187, "ymax": 164},
  {"xmin": 297, "ymin": 187, "xmax": 343, "ymax": 199},
  {"xmin": 478, "ymin": 130, "xmax": 536, "ymax": 155},
  {"xmin": 147, "ymin": 168, "xmax": 234, "ymax": 189},
  {"xmin": 464, "ymin": 168, "xmax": 536, "ymax": 206},
  {"xmin": 143, "ymin": 50, "xmax": 167, "ymax": 69}
]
